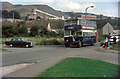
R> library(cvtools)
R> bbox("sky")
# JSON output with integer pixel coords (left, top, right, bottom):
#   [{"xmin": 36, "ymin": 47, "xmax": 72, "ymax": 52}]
[{"xmin": 1, "ymin": 0, "xmax": 119, "ymax": 17}]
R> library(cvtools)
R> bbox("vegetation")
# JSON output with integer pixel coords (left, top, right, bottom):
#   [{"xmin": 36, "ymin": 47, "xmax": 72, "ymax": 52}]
[
  {"xmin": 30, "ymin": 25, "xmax": 40, "ymax": 37},
  {"xmin": 2, "ymin": 10, "xmax": 21, "ymax": 19},
  {"xmin": 37, "ymin": 58, "xmax": 119, "ymax": 77},
  {"xmin": 94, "ymin": 19, "xmax": 119, "ymax": 29},
  {"xmin": 0, "ymin": 48, "xmax": 9, "ymax": 52},
  {"xmin": 2, "ymin": 21, "xmax": 28, "ymax": 38},
  {"xmin": 110, "ymin": 43, "xmax": 120, "ymax": 50},
  {"xmin": 2, "ymin": 19, "xmax": 64, "ymax": 38}
]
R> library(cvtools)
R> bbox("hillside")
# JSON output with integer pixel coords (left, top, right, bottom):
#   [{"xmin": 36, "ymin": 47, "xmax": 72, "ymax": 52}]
[{"xmin": 2, "ymin": 2, "xmax": 69, "ymax": 18}]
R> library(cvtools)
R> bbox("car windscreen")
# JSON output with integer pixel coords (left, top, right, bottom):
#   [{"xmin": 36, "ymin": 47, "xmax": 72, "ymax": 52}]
[
  {"xmin": 21, "ymin": 38, "xmax": 27, "ymax": 41},
  {"xmin": 11, "ymin": 38, "xmax": 17, "ymax": 41}
]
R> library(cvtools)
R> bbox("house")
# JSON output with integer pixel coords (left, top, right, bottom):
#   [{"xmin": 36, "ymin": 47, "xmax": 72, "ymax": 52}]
[
  {"xmin": 103, "ymin": 23, "xmax": 113, "ymax": 35},
  {"xmin": 47, "ymin": 23, "xmax": 63, "ymax": 33},
  {"xmin": 97, "ymin": 23, "xmax": 114, "ymax": 36}
]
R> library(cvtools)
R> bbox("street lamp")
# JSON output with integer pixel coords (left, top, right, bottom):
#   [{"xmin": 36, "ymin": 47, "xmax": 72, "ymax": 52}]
[{"xmin": 85, "ymin": 6, "xmax": 94, "ymax": 19}]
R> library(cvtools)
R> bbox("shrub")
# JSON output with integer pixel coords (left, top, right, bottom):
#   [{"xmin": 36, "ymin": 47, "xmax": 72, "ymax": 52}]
[
  {"xmin": 30, "ymin": 25, "xmax": 39, "ymax": 37},
  {"xmin": 2, "ymin": 25, "xmax": 14, "ymax": 38}
]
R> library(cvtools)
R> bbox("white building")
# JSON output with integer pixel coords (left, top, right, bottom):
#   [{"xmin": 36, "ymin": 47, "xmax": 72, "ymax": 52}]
[
  {"xmin": 103, "ymin": 23, "xmax": 113, "ymax": 35},
  {"xmin": 47, "ymin": 23, "xmax": 63, "ymax": 33}
]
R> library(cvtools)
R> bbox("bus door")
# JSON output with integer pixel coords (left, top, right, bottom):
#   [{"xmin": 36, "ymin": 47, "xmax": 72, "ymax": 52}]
[{"xmin": 76, "ymin": 31, "xmax": 82, "ymax": 41}]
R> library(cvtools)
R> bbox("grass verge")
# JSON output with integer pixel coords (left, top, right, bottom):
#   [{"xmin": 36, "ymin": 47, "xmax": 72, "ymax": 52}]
[
  {"xmin": 37, "ymin": 58, "xmax": 119, "ymax": 77},
  {"xmin": 110, "ymin": 43, "xmax": 120, "ymax": 50},
  {"xmin": 0, "ymin": 48, "xmax": 9, "ymax": 51}
]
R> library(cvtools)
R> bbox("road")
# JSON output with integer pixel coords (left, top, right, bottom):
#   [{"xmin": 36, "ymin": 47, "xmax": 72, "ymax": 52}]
[{"xmin": 2, "ymin": 44, "xmax": 119, "ymax": 67}]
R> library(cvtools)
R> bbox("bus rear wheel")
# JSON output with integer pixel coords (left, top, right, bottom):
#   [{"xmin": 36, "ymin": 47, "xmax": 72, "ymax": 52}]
[
  {"xmin": 91, "ymin": 39, "xmax": 95, "ymax": 46},
  {"xmin": 78, "ymin": 41, "xmax": 82, "ymax": 48}
]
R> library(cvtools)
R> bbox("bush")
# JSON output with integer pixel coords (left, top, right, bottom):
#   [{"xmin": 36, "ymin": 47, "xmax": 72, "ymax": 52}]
[
  {"xmin": 35, "ymin": 35, "xmax": 42, "ymax": 38},
  {"xmin": 2, "ymin": 25, "xmax": 14, "ymax": 38},
  {"xmin": 57, "ymin": 31, "xmax": 64, "ymax": 37},
  {"xmin": 30, "ymin": 25, "xmax": 39, "ymax": 37},
  {"xmin": 46, "ymin": 31, "xmax": 57, "ymax": 37}
]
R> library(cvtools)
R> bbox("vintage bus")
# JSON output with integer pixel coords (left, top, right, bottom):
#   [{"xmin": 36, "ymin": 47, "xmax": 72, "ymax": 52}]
[{"xmin": 64, "ymin": 18, "xmax": 98, "ymax": 47}]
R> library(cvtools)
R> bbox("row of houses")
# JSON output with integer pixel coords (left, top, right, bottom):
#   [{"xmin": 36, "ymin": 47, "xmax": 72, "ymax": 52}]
[{"xmin": 3, "ymin": 18, "xmax": 24, "ymax": 22}]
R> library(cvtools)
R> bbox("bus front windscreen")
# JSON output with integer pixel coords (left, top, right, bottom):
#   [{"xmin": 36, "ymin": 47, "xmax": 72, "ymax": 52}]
[{"xmin": 64, "ymin": 30, "xmax": 70, "ymax": 36}]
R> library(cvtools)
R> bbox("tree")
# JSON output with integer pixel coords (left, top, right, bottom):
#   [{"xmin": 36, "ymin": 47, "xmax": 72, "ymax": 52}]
[
  {"xmin": 57, "ymin": 30, "xmax": 64, "ymax": 37},
  {"xmin": 40, "ymin": 27, "xmax": 48, "ymax": 37},
  {"xmin": 30, "ymin": 25, "xmax": 40, "ymax": 37},
  {"xmin": 57, "ymin": 20, "xmax": 64, "ymax": 29},
  {"xmin": 17, "ymin": 21, "xmax": 28, "ymax": 36},
  {"xmin": 19, "ymin": 26, "xmax": 28, "ymax": 36},
  {"xmin": 9, "ymin": 10, "xmax": 21, "ymax": 19},
  {"xmin": 11, "ymin": 26, "xmax": 19, "ymax": 35},
  {"xmin": 2, "ymin": 10, "xmax": 10, "ymax": 18}
]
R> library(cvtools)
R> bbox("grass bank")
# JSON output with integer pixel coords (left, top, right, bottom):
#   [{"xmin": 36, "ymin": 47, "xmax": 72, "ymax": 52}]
[
  {"xmin": 2, "ymin": 37, "xmax": 64, "ymax": 45},
  {"xmin": 37, "ymin": 58, "xmax": 119, "ymax": 77}
]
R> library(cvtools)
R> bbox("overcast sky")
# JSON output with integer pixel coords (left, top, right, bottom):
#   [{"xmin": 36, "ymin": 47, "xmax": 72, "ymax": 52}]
[{"xmin": 1, "ymin": 0, "xmax": 119, "ymax": 17}]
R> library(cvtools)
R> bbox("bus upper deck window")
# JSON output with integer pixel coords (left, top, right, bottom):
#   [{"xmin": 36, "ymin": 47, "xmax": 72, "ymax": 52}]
[{"xmin": 72, "ymin": 20, "xmax": 77, "ymax": 25}]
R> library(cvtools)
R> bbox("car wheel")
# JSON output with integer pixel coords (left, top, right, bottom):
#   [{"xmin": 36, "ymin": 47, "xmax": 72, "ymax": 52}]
[
  {"xmin": 10, "ymin": 44, "xmax": 13, "ymax": 47},
  {"xmin": 78, "ymin": 41, "xmax": 82, "ymax": 48},
  {"xmin": 25, "ymin": 45, "xmax": 29, "ymax": 48}
]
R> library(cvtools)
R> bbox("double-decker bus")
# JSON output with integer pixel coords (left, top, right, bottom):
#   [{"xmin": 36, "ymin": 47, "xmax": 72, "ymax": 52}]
[{"xmin": 64, "ymin": 18, "xmax": 98, "ymax": 47}]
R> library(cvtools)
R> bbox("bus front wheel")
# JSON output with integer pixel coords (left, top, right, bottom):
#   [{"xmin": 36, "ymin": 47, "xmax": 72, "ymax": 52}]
[
  {"xmin": 78, "ymin": 41, "xmax": 82, "ymax": 48},
  {"xmin": 65, "ymin": 43, "xmax": 69, "ymax": 47}
]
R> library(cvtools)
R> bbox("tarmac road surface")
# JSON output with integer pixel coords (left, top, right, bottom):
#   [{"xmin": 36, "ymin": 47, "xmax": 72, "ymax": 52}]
[{"xmin": 2, "ymin": 44, "xmax": 119, "ymax": 67}]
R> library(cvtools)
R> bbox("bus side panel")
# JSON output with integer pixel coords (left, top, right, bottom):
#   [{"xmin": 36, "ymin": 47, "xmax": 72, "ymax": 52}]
[
  {"xmin": 83, "ymin": 36, "xmax": 96, "ymax": 45},
  {"xmin": 82, "ymin": 36, "xmax": 91, "ymax": 44},
  {"xmin": 91, "ymin": 36, "xmax": 96, "ymax": 43}
]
